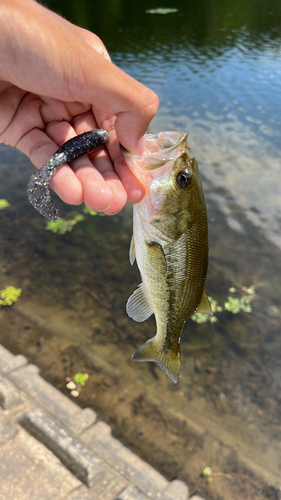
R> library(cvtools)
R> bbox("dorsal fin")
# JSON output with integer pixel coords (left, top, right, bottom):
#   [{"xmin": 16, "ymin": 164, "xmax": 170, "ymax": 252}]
[
  {"xmin": 126, "ymin": 283, "xmax": 154, "ymax": 322},
  {"xmin": 196, "ymin": 290, "xmax": 213, "ymax": 315}
]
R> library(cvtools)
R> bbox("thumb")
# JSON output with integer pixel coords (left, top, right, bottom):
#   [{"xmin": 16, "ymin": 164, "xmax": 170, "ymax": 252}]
[
  {"xmin": 114, "ymin": 96, "xmax": 159, "ymax": 154},
  {"xmin": 78, "ymin": 55, "xmax": 159, "ymax": 153}
]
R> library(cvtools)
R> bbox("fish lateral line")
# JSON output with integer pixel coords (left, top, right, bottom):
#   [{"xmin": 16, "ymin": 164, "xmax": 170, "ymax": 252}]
[{"xmin": 27, "ymin": 129, "xmax": 109, "ymax": 222}]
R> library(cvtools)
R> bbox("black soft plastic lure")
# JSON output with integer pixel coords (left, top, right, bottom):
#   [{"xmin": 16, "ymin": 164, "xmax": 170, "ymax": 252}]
[{"xmin": 27, "ymin": 129, "xmax": 109, "ymax": 222}]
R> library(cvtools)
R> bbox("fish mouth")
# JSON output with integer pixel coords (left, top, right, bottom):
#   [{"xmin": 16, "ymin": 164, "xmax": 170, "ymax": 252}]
[
  {"xmin": 122, "ymin": 131, "xmax": 188, "ymax": 170},
  {"xmin": 122, "ymin": 131, "xmax": 189, "ymax": 186}
]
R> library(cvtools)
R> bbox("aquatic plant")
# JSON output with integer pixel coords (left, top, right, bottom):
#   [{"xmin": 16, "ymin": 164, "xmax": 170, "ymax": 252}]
[
  {"xmin": 73, "ymin": 372, "xmax": 89, "ymax": 387},
  {"xmin": 46, "ymin": 214, "xmax": 84, "ymax": 234},
  {"xmin": 203, "ymin": 467, "xmax": 212, "ymax": 476},
  {"xmin": 0, "ymin": 199, "xmax": 10, "ymax": 210},
  {"xmin": 190, "ymin": 465, "xmax": 238, "ymax": 497},
  {"xmin": 191, "ymin": 286, "xmax": 255, "ymax": 323},
  {"xmin": 65, "ymin": 373, "xmax": 89, "ymax": 397},
  {"xmin": 83, "ymin": 206, "xmax": 105, "ymax": 217},
  {"xmin": 46, "ymin": 205, "xmax": 106, "ymax": 234},
  {"xmin": 224, "ymin": 295, "xmax": 252, "ymax": 314},
  {"xmin": 0, "ymin": 286, "xmax": 22, "ymax": 306},
  {"xmin": 224, "ymin": 286, "xmax": 255, "ymax": 314},
  {"xmin": 191, "ymin": 297, "xmax": 223, "ymax": 324}
]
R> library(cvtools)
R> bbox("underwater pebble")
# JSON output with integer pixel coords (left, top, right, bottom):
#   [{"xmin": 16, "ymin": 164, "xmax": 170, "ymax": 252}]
[
  {"xmin": 66, "ymin": 381, "xmax": 76, "ymax": 390},
  {"xmin": 70, "ymin": 389, "xmax": 80, "ymax": 398}
]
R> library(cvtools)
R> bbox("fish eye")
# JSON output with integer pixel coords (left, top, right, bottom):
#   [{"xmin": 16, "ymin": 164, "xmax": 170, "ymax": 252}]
[{"xmin": 176, "ymin": 170, "xmax": 192, "ymax": 188}]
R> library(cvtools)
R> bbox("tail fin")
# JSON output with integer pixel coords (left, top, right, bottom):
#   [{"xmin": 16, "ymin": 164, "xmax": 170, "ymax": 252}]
[{"xmin": 132, "ymin": 338, "xmax": 181, "ymax": 383}]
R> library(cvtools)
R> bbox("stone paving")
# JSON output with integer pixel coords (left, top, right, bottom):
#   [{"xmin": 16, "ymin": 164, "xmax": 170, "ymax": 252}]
[{"xmin": 0, "ymin": 344, "xmax": 204, "ymax": 500}]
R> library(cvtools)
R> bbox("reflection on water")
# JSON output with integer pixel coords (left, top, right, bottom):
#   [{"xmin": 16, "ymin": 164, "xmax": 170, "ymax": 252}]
[{"xmin": 1, "ymin": 0, "xmax": 281, "ymax": 498}]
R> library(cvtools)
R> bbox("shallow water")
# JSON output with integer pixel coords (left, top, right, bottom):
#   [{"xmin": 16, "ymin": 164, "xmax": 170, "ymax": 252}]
[{"xmin": 1, "ymin": 0, "xmax": 281, "ymax": 498}]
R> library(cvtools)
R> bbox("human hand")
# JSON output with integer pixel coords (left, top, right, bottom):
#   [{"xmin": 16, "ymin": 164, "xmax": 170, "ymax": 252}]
[{"xmin": 0, "ymin": 0, "xmax": 159, "ymax": 214}]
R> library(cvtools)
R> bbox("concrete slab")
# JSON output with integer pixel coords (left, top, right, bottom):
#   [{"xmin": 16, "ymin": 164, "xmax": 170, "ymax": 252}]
[
  {"xmin": 0, "ymin": 427, "xmax": 80, "ymax": 500},
  {"xmin": 0, "ymin": 374, "xmax": 23, "ymax": 409},
  {"xmin": 20, "ymin": 409, "xmax": 105, "ymax": 487},
  {"xmin": 80, "ymin": 421, "xmax": 172, "ymax": 499},
  {"xmin": 8, "ymin": 364, "xmax": 97, "ymax": 435},
  {"xmin": 0, "ymin": 344, "xmax": 190, "ymax": 500},
  {"xmin": 117, "ymin": 486, "xmax": 148, "ymax": 500}
]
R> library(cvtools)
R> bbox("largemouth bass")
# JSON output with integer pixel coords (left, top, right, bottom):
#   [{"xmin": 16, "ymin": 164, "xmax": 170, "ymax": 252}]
[{"xmin": 123, "ymin": 131, "xmax": 211, "ymax": 383}]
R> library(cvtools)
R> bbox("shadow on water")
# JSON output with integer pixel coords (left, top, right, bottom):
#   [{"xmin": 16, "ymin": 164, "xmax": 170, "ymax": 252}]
[{"xmin": 1, "ymin": 0, "xmax": 281, "ymax": 498}]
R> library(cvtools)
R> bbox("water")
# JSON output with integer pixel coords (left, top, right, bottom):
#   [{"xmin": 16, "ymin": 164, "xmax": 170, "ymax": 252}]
[{"xmin": 0, "ymin": 0, "xmax": 281, "ymax": 498}]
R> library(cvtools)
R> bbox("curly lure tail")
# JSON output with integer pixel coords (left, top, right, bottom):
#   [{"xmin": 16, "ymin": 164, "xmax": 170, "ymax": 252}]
[{"xmin": 27, "ymin": 129, "xmax": 109, "ymax": 222}]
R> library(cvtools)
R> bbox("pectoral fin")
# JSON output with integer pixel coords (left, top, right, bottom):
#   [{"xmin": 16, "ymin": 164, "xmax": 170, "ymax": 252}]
[
  {"xmin": 126, "ymin": 283, "xmax": 153, "ymax": 322},
  {"xmin": 196, "ymin": 290, "xmax": 213, "ymax": 315},
  {"xmin": 129, "ymin": 234, "xmax": 135, "ymax": 265}
]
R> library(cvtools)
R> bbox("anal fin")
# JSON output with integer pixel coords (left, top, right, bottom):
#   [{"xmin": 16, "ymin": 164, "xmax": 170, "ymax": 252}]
[{"xmin": 196, "ymin": 290, "xmax": 213, "ymax": 315}]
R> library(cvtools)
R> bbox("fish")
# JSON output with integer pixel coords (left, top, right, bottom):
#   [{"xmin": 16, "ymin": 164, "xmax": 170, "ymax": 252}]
[
  {"xmin": 123, "ymin": 131, "xmax": 212, "ymax": 383},
  {"xmin": 27, "ymin": 129, "xmax": 108, "ymax": 221}
]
